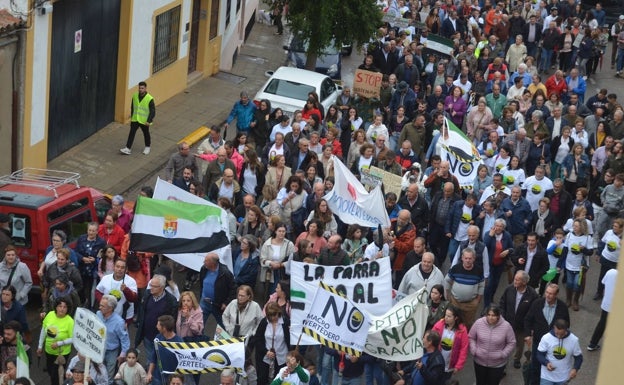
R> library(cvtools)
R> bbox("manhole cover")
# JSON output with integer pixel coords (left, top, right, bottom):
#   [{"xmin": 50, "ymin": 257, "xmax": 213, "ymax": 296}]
[
  {"xmin": 238, "ymin": 54, "xmax": 268, "ymax": 64},
  {"xmin": 214, "ymin": 72, "xmax": 247, "ymax": 84}
]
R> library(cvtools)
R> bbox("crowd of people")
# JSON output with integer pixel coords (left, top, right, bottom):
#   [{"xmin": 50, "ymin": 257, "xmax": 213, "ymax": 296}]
[{"xmin": 1, "ymin": 0, "xmax": 624, "ymax": 385}]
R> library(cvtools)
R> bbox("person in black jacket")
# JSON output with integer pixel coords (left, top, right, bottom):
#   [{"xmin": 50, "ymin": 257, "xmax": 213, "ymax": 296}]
[
  {"xmin": 134, "ymin": 274, "xmax": 178, "ymax": 368},
  {"xmin": 250, "ymin": 302, "xmax": 291, "ymax": 385},
  {"xmin": 511, "ymin": 232, "xmax": 549, "ymax": 290},
  {"xmin": 198, "ymin": 253, "xmax": 236, "ymax": 327},
  {"xmin": 524, "ymin": 283, "xmax": 570, "ymax": 385},
  {"xmin": 544, "ymin": 179, "xmax": 574, "ymax": 229},
  {"xmin": 398, "ymin": 183, "xmax": 429, "ymax": 236},
  {"xmin": 414, "ymin": 330, "xmax": 446, "ymax": 385},
  {"xmin": 499, "ymin": 270, "xmax": 539, "ymax": 369}
]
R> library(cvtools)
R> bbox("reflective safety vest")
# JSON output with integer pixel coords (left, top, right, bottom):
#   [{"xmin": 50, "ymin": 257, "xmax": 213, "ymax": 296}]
[{"xmin": 131, "ymin": 92, "xmax": 154, "ymax": 125}]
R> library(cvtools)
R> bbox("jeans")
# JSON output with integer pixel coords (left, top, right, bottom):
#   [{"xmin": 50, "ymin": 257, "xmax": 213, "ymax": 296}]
[
  {"xmin": 388, "ymin": 132, "xmax": 400, "ymax": 152},
  {"xmin": 321, "ymin": 354, "xmax": 334, "ymax": 385},
  {"xmin": 616, "ymin": 47, "xmax": 624, "ymax": 71},
  {"xmin": 565, "ymin": 268, "xmax": 581, "ymax": 291},
  {"xmin": 201, "ymin": 302, "xmax": 224, "ymax": 328},
  {"xmin": 365, "ymin": 362, "xmax": 388, "ymax": 385},
  {"xmin": 540, "ymin": 48, "xmax": 553, "ymax": 71},
  {"xmin": 577, "ymin": 57, "xmax": 589, "ymax": 77},
  {"xmin": 104, "ymin": 348, "xmax": 120, "ymax": 385},
  {"xmin": 484, "ymin": 263, "xmax": 505, "ymax": 308},
  {"xmin": 447, "ymin": 238, "xmax": 462, "ymax": 266},
  {"xmin": 540, "ymin": 379, "xmax": 568, "ymax": 385},
  {"xmin": 337, "ymin": 373, "xmax": 363, "ymax": 385}
]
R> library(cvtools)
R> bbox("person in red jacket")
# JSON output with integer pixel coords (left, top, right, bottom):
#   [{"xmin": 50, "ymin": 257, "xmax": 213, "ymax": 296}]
[
  {"xmin": 98, "ymin": 211, "xmax": 126, "ymax": 254},
  {"xmin": 390, "ymin": 209, "xmax": 417, "ymax": 288},
  {"xmin": 544, "ymin": 70, "xmax": 568, "ymax": 99},
  {"xmin": 432, "ymin": 305, "xmax": 470, "ymax": 383}
]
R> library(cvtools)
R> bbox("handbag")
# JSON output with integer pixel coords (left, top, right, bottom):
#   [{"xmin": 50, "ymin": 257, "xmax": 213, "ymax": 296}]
[{"xmin": 232, "ymin": 309, "xmax": 242, "ymax": 337}]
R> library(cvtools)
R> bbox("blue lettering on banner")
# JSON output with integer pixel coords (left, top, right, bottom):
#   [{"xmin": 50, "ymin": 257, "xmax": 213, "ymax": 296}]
[{"xmin": 328, "ymin": 193, "xmax": 384, "ymax": 225}]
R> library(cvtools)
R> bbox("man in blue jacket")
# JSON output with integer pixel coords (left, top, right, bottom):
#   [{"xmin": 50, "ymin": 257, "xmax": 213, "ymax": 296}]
[
  {"xmin": 500, "ymin": 186, "xmax": 532, "ymax": 246},
  {"xmin": 224, "ymin": 91, "xmax": 256, "ymax": 134}
]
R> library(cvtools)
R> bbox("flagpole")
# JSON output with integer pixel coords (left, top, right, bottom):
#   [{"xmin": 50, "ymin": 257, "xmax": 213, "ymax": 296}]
[{"xmin": 154, "ymin": 339, "xmax": 167, "ymax": 385}]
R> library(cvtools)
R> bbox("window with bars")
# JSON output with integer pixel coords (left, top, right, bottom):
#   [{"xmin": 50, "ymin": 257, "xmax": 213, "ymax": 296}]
[
  {"xmin": 209, "ymin": 0, "xmax": 220, "ymax": 39},
  {"xmin": 153, "ymin": 5, "xmax": 181, "ymax": 73}
]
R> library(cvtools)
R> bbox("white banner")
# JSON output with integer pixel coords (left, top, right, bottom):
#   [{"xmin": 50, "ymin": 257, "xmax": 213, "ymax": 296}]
[
  {"xmin": 323, "ymin": 156, "xmax": 391, "ymax": 228},
  {"xmin": 153, "ymin": 178, "xmax": 233, "ymax": 272},
  {"xmin": 365, "ymin": 288, "xmax": 429, "ymax": 360},
  {"xmin": 157, "ymin": 338, "xmax": 246, "ymax": 374},
  {"xmin": 303, "ymin": 282, "xmax": 371, "ymax": 355},
  {"xmin": 290, "ymin": 259, "xmax": 393, "ymax": 344}
]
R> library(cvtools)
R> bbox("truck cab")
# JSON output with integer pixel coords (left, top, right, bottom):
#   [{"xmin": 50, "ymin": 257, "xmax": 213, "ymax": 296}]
[{"xmin": 0, "ymin": 169, "xmax": 112, "ymax": 288}]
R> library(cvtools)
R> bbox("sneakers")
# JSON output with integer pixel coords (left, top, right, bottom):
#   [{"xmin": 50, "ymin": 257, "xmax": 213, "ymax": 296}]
[
  {"xmin": 593, "ymin": 292, "xmax": 603, "ymax": 301},
  {"xmin": 587, "ymin": 344, "xmax": 601, "ymax": 351},
  {"xmin": 616, "ymin": 72, "xmax": 621, "ymax": 77},
  {"xmin": 120, "ymin": 147, "xmax": 131, "ymax": 155},
  {"xmin": 143, "ymin": 146, "xmax": 151, "ymax": 155},
  {"xmin": 513, "ymin": 360, "xmax": 521, "ymax": 369}
]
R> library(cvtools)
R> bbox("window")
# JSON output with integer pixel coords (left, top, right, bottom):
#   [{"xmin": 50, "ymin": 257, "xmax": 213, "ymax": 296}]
[
  {"xmin": 236, "ymin": 0, "xmax": 241, "ymax": 12},
  {"xmin": 226, "ymin": 0, "xmax": 232, "ymax": 27},
  {"xmin": 321, "ymin": 78, "xmax": 336, "ymax": 101},
  {"xmin": 50, "ymin": 210, "xmax": 93, "ymax": 245},
  {"xmin": 209, "ymin": 0, "xmax": 220, "ymax": 39},
  {"xmin": 153, "ymin": 6, "xmax": 181, "ymax": 73},
  {"xmin": 47, "ymin": 198, "xmax": 89, "ymax": 222}
]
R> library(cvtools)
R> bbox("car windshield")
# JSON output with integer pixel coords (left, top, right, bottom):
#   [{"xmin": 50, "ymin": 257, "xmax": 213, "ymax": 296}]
[
  {"xmin": 263, "ymin": 78, "xmax": 316, "ymax": 101},
  {"xmin": 291, "ymin": 37, "xmax": 340, "ymax": 55}
]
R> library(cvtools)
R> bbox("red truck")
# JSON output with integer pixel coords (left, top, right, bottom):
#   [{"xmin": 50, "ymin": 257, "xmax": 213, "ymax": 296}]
[{"xmin": 0, "ymin": 169, "xmax": 113, "ymax": 288}]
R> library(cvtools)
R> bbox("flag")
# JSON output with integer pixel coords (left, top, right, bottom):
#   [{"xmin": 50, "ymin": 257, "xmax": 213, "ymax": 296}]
[
  {"xmin": 130, "ymin": 196, "xmax": 229, "ymax": 254},
  {"xmin": 365, "ymin": 287, "xmax": 429, "ymax": 361},
  {"xmin": 302, "ymin": 282, "xmax": 371, "ymax": 356},
  {"xmin": 323, "ymin": 156, "xmax": 390, "ymax": 228},
  {"xmin": 439, "ymin": 117, "xmax": 482, "ymax": 188},
  {"xmin": 153, "ymin": 178, "xmax": 232, "ymax": 272},
  {"xmin": 157, "ymin": 338, "xmax": 246, "ymax": 374},
  {"xmin": 16, "ymin": 332, "xmax": 29, "ymax": 378},
  {"xmin": 423, "ymin": 34, "xmax": 455, "ymax": 58}
]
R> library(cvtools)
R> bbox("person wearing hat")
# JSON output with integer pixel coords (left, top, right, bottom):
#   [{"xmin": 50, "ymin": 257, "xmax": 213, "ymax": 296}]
[
  {"xmin": 64, "ymin": 360, "xmax": 95, "ymax": 385},
  {"xmin": 0, "ymin": 213, "xmax": 11, "ymax": 259}
]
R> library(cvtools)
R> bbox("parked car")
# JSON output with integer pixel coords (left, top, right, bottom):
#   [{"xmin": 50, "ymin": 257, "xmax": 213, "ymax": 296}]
[
  {"xmin": 254, "ymin": 66, "xmax": 342, "ymax": 116},
  {"xmin": 0, "ymin": 168, "xmax": 113, "ymax": 288},
  {"xmin": 284, "ymin": 35, "xmax": 342, "ymax": 80}
]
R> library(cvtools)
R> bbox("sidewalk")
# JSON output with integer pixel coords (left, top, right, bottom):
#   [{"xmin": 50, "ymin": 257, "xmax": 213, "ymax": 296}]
[{"xmin": 48, "ymin": 20, "xmax": 288, "ymax": 196}]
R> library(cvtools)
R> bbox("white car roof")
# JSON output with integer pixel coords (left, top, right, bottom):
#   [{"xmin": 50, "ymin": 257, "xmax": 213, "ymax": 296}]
[{"xmin": 269, "ymin": 66, "xmax": 331, "ymax": 84}]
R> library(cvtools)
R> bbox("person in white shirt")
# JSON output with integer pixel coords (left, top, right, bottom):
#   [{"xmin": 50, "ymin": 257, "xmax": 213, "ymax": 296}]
[
  {"xmin": 536, "ymin": 318, "xmax": 583, "ymax": 384},
  {"xmin": 270, "ymin": 116, "xmax": 292, "ymax": 142},
  {"xmin": 522, "ymin": 166, "xmax": 553, "ymax": 211},
  {"xmin": 587, "ymin": 268, "xmax": 618, "ymax": 350}
]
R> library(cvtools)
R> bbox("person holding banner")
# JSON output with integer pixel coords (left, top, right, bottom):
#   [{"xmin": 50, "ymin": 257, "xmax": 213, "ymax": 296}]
[
  {"xmin": 148, "ymin": 315, "xmax": 183, "ymax": 385},
  {"xmin": 97, "ymin": 295, "xmax": 130, "ymax": 384}
]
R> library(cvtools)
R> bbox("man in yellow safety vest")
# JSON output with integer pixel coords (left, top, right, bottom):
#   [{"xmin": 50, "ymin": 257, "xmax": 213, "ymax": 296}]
[{"xmin": 120, "ymin": 81, "xmax": 155, "ymax": 155}]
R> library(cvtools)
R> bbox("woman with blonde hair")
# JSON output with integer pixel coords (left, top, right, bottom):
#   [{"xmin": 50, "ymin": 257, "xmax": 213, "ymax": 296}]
[
  {"xmin": 176, "ymin": 291, "xmax": 204, "ymax": 340},
  {"xmin": 261, "ymin": 185, "xmax": 281, "ymax": 218},
  {"xmin": 265, "ymin": 154, "xmax": 292, "ymax": 192}
]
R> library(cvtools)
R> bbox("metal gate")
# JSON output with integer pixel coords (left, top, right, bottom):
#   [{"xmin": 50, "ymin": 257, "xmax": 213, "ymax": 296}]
[{"xmin": 48, "ymin": 0, "xmax": 121, "ymax": 160}]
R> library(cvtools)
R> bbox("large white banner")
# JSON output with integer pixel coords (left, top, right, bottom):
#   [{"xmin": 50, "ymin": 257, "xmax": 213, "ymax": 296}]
[
  {"xmin": 439, "ymin": 118, "xmax": 482, "ymax": 188},
  {"xmin": 302, "ymin": 282, "xmax": 371, "ymax": 356},
  {"xmin": 323, "ymin": 156, "xmax": 391, "ymax": 228},
  {"xmin": 153, "ymin": 178, "xmax": 233, "ymax": 272},
  {"xmin": 290, "ymin": 259, "xmax": 393, "ymax": 344},
  {"xmin": 157, "ymin": 338, "xmax": 245, "ymax": 374},
  {"xmin": 365, "ymin": 287, "xmax": 429, "ymax": 361}
]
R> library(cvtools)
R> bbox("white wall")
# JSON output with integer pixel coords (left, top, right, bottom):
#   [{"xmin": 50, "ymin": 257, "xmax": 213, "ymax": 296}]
[
  {"xmin": 30, "ymin": 10, "xmax": 50, "ymax": 146},
  {"xmin": 0, "ymin": 0, "xmax": 28, "ymax": 15},
  {"xmin": 128, "ymin": 0, "xmax": 191, "ymax": 87},
  {"xmin": 219, "ymin": 0, "xmax": 258, "ymax": 71}
]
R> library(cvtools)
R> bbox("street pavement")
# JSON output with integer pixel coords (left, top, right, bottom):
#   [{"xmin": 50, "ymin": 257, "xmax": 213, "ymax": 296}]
[{"xmin": 37, "ymin": 18, "xmax": 624, "ymax": 385}]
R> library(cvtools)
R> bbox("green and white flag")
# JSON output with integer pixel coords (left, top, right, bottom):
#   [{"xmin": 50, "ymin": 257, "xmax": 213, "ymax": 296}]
[
  {"xmin": 423, "ymin": 34, "xmax": 455, "ymax": 58},
  {"xmin": 17, "ymin": 332, "xmax": 29, "ymax": 378},
  {"xmin": 130, "ymin": 196, "xmax": 229, "ymax": 254},
  {"xmin": 439, "ymin": 117, "xmax": 482, "ymax": 188}
]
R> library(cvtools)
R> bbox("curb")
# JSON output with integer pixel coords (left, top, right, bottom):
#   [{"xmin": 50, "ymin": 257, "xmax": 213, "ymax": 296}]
[{"xmin": 179, "ymin": 125, "xmax": 211, "ymax": 146}]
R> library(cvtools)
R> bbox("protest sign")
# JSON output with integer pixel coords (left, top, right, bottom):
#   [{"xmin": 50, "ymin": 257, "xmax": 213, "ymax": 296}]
[
  {"xmin": 324, "ymin": 156, "xmax": 390, "ymax": 228},
  {"xmin": 302, "ymin": 282, "xmax": 371, "ymax": 356},
  {"xmin": 290, "ymin": 259, "xmax": 393, "ymax": 344},
  {"xmin": 353, "ymin": 69, "xmax": 384, "ymax": 99},
  {"xmin": 369, "ymin": 166, "xmax": 403, "ymax": 197},
  {"xmin": 73, "ymin": 308, "xmax": 106, "ymax": 363},
  {"xmin": 157, "ymin": 338, "xmax": 246, "ymax": 374},
  {"xmin": 365, "ymin": 287, "xmax": 429, "ymax": 360},
  {"xmin": 439, "ymin": 118, "xmax": 482, "ymax": 188}
]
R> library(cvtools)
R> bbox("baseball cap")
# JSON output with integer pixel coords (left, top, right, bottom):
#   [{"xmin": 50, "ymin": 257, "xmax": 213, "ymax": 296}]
[{"xmin": 620, "ymin": 15, "xmax": 624, "ymax": 20}]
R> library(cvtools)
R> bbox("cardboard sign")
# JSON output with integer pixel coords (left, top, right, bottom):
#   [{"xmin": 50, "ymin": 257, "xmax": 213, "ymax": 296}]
[
  {"xmin": 73, "ymin": 308, "xmax": 106, "ymax": 363},
  {"xmin": 353, "ymin": 69, "xmax": 383, "ymax": 99},
  {"xmin": 369, "ymin": 166, "xmax": 403, "ymax": 197}
]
